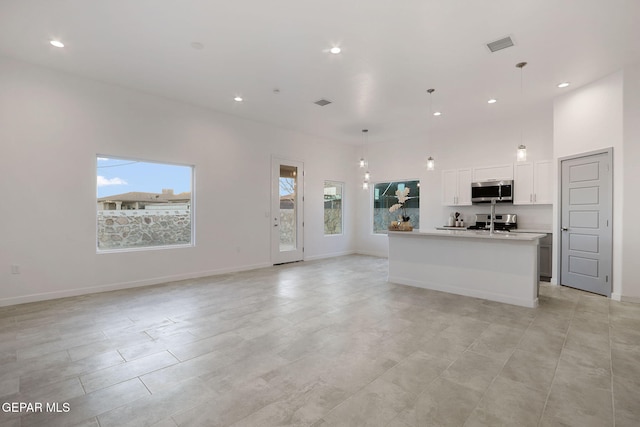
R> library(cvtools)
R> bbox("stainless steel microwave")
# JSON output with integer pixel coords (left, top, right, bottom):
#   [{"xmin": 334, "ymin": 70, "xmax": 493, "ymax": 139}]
[{"xmin": 471, "ymin": 180, "xmax": 513, "ymax": 203}]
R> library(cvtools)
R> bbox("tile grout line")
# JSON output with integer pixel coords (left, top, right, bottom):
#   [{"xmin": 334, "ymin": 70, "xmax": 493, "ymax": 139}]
[
  {"xmin": 537, "ymin": 294, "xmax": 578, "ymax": 427},
  {"xmin": 2, "ymin": 257, "xmax": 635, "ymax": 426},
  {"xmin": 608, "ymin": 300, "xmax": 616, "ymax": 427},
  {"xmin": 292, "ymin": 335, "xmax": 411, "ymax": 425},
  {"xmin": 305, "ymin": 317, "xmax": 457, "ymax": 426},
  {"xmin": 461, "ymin": 312, "xmax": 537, "ymax": 426}
]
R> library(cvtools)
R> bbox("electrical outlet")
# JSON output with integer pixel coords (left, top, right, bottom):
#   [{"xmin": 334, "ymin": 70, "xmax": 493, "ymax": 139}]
[{"xmin": 11, "ymin": 265, "xmax": 20, "ymax": 274}]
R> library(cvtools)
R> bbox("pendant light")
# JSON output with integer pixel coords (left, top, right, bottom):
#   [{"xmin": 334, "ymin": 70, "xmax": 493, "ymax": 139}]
[
  {"xmin": 516, "ymin": 62, "xmax": 527, "ymax": 162},
  {"xmin": 359, "ymin": 128, "xmax": 367, "ymax": 169},
  {"xmin": 426, "ymin": 156, "xmax": 435, "ymax": 171},
  {"xmin": 426, "ymin": 89, "xmax": 436, "ymax": 171},
  {"xmin": 362, "ymin": 129, "xmax": 370, "ymax": 189}
]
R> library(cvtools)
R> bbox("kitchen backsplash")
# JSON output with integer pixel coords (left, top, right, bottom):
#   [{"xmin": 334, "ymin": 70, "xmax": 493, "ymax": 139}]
[{"xmin": 441, "ymin": 203, "xmax": 552, "ymax": 231}]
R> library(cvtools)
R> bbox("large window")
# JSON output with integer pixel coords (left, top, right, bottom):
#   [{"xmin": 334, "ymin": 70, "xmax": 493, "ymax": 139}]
[
  {"xmin": 373, "ymin": 180, "xmax": 420, "ymax": 234},
  {"xmin": 324, "ymin": 181, "xmax": 343, "ymax": 235},
  {"xmin": 96, "ymin": 156, "xmax": 193, "ymax": 251}
]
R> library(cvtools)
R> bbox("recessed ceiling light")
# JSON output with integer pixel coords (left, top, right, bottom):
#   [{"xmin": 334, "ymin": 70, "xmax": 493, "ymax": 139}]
[
  {"xmin": 487, "ymin": 98, "xmax": 497, "ymax": 104},
  {"xmin": 329, "ymin": 47, "xmax": 341, "ymax": 54},
  {"xmin": 557, "ymin": 82, "xmax": 570, "ymax": 88},
  {"xmin": 433, "ymin": 111, "xmax": 442, "ymax": 116},
  {"xmin": 234, "ymin": 96, "xmax": 243, "ymax": 102},
  {"xmin": 50, "ymin": 40, "xmax": 64, "ymax": 48}
]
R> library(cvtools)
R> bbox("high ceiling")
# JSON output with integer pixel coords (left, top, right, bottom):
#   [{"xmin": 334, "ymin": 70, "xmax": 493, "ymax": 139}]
[{"xmin": 1, "ymin": 0, "xmax": 639, "ymax": 144}]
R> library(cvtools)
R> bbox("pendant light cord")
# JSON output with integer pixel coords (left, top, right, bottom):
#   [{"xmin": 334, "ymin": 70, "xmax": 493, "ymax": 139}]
[
  {"xmin": 363, "ymin": 129, "xmax": 368, "ymax": 162},
  {"xmin": 520, "ymin": 65, "xmax": 523, "ymax": 146},
  {"xmin": 516, "ymin": 62, "xmax": 527, "ymax": 148}
]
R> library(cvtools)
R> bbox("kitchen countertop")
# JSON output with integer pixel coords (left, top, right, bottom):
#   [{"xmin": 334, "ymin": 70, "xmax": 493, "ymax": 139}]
[
  {"xmin": 435, "ymin": 227, "xmax": 552, "ymax": 234},
  {"xmin": 392, "ymin": 229, "xmax": 546, "ymax": 241},
  {"xmin": 514, "ymin": 228, "xmax": 552, "ymax": 234}
]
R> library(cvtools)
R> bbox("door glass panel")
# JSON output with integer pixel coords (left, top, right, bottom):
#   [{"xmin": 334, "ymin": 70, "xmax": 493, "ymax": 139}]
[{"xmin": 279, "ymin": 165, "xmax": 297, "ymax": 252}]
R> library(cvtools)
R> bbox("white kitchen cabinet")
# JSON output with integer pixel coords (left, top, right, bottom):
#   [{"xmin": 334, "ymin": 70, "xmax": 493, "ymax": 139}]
[
  {"xmin": 442, "ymin": 168, "xmax": 472, "ymax": 206},
  {"xmin": 514, "ymin": 160, "xmax": 553, "ymax": 205},
  {"xmin": 534, "ymin": 161, "xmax": 553, "ymax": 204},
  {"xmin": 473, "ymin": 164, "xmax": 513, "ymax": 182}
]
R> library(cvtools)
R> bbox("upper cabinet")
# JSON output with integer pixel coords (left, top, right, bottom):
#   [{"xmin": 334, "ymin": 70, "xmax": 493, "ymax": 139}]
[
  {"xmin": 472, "ymin": 164, "xmax": 513, "ymax": 182},
  {"xmin": 514, "ymin": 160, "xmax": 553, "ymax": 205},
  {"xmin": 442, "ymin": 168, "xmax": 472, "ymax": 206}
]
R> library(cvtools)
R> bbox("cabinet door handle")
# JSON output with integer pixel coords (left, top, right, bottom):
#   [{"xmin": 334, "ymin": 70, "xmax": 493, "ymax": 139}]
[
  {"xmin": 530, "ymin": 194, "xmax": 533, "ymax": 202},
  {"xmin": 534, "ymin": 194, "xmax": 537, "ymax": 203}
]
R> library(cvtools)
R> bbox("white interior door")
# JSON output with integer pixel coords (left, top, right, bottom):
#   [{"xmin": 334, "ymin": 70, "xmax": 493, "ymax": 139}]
[
  {"xmin": 560, "ymin": 151, "xmax": 612, "ymax": 296},
  {"xmin": 271, "ymin": 157, "xmax": 304, "ymax": 264}
]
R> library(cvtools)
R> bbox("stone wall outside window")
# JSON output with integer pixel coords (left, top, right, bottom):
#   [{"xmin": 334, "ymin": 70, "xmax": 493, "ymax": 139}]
[{"xmin": 97, "ymin": 209, "xmax": 191, "ymax": 250}]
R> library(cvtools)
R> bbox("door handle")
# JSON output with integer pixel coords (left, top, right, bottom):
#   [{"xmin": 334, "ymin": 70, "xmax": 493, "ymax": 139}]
[{"xmin": 561, "ymin": 227, "xmax": 568, "ymax": 231}]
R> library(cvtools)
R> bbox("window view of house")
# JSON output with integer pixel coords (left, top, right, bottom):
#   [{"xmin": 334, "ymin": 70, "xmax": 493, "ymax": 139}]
[
  {"xmin": 373, "ymin": 180, "xmax": 420, "ymax": 234},
  {"xmin": 96, "ymin": 157, "xmax": 193, "ymax": 250},
  {"xmin": 324, "ymin": 181, "xmax": 343, "ymax": 235}
]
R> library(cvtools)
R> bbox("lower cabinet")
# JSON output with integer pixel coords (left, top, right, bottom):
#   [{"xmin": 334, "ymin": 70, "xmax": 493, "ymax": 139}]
[
  {"xmin": 519, "ymin": 232, "xmax": 552, "ymax": 280},
  {"xmin": 539, "ymin": 234, "xmax": 552, "ymax": 281}
]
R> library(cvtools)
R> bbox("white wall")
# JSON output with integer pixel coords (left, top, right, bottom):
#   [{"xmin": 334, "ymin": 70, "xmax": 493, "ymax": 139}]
[
  {"xmin": 553, "ymin": 70, "xmax": 624, "ymax": 297},
  {"xmin": 4, "ymin": 55, "xmax": 636, "ymax": 306},
  {"xmin": 0, "ymin": 56, "xmax": 357, "ymax": 306},
  {"xmin": 356, "ymin": 103, "xmax": 554, "ymax": 258},
  {"xmin": 622, "ymin": 64, "xmax": 640, "ymax": 300}
]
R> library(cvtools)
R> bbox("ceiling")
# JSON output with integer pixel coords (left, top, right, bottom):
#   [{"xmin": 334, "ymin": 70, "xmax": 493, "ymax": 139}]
[{"xmin": 1, "ymin": 0, "xmax": 639, "ymax": 145}]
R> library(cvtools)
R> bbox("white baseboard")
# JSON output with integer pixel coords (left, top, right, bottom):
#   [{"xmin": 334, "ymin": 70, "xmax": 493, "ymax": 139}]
[
  {"xmin": 612, "ymin": 293, "xmax": 640, "ymax": 304},
  {"xmin": 355, "ymin": 249, "xmax": 388, "ymax": 258},
  {"xmin": 550, "ymin": 277, "xmax": 558, "ymax": 285},
  {"xmin": 305, "ymin": 250, "xmax": 356, "ymax": 261},
  {"xmin": 0, "ymin": 262, "xmax": 271, "ymax": 308}
]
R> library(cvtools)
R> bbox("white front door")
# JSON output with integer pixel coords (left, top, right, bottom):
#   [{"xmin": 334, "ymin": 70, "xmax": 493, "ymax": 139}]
[
  {"xmin": 560, "ymin": 150, "xmax": 612, "ymax": 296},
  {"xmin": 271, "ymin": 157, "xmax": 304, "ymax": 264}
]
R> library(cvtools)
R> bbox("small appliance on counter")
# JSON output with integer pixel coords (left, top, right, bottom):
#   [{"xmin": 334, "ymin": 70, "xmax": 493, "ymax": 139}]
[
  {"xmin": 466, "ymin": 213, "xmax": 517, "ymax": 231},
  {"xmin": 446, "ymin": 212, "xmax": 465, "ymax": 228}
]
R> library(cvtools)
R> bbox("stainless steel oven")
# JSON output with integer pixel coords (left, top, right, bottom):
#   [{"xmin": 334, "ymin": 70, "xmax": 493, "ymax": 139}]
[{"xmin": 471, "ymin": 180, "xmax": 513, "ymax": 203}]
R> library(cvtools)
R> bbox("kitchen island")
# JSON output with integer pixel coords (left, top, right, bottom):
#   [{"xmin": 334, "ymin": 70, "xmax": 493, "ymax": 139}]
[{"xmin": 388, "ymin": 229, "xmax": 546, "ymax": 307}]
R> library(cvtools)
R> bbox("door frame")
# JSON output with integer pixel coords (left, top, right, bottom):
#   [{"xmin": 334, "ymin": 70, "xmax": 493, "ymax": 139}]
[
  {"xmin": 271, "ymin": 156, "xmax": 305, "ymax": 265},
  {"xmin": 556, "ymin": 147, "xmax": 613, "ymax": 294}
]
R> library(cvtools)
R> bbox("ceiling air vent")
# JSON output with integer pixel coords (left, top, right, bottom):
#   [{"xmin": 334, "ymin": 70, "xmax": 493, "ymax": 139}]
[
  {"xmin": 486, "ymin": 36, "xmax": 515, "ymax": 53},
  {"xmin": 314, "ymin": 99, "xmax": 332, "ymax": 107}
]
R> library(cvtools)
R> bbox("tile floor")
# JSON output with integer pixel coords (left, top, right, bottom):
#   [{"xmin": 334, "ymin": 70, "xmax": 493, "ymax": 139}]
[{"xmin": 0, "ymin": 255, "xmax": 639, "ymax": 427}]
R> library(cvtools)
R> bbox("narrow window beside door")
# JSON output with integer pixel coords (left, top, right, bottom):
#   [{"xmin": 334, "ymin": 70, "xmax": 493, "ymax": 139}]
[{"xmin": 324, "ymin": 181, "xmax": 343, "ymax": 235}]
